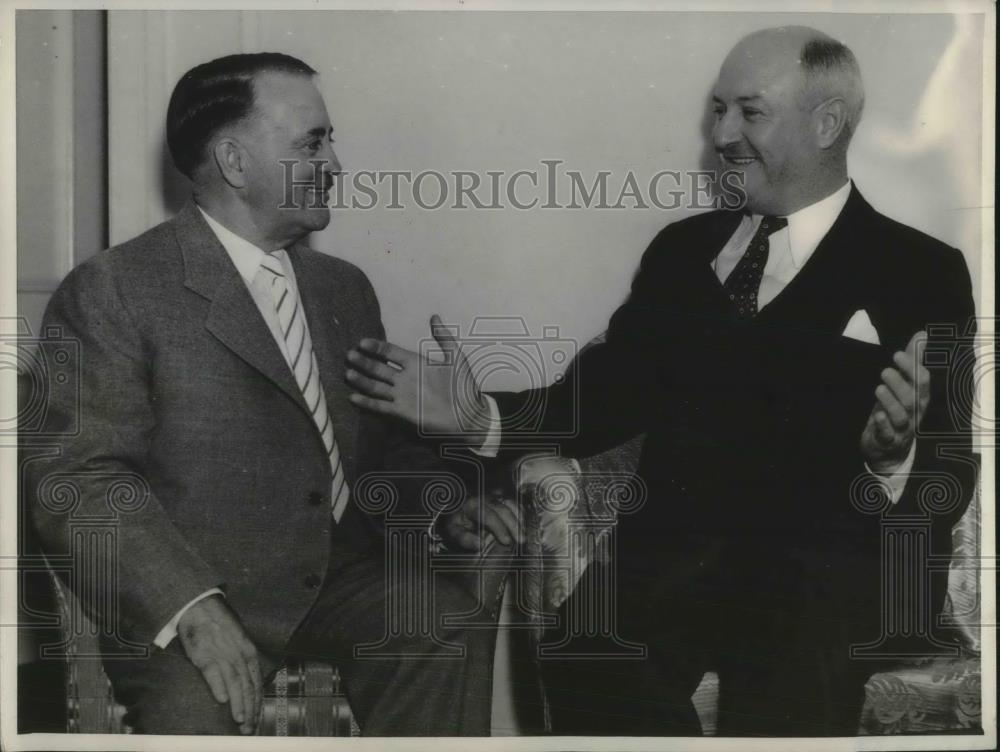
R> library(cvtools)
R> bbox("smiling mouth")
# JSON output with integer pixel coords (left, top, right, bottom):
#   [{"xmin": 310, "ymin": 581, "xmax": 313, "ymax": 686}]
[{"xmin": 721, "ymin": 154, "xmax": 757, "ymax": 166}]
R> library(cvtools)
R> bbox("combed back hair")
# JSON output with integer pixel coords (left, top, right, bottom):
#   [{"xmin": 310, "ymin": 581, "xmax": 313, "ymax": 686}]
[
  {"xmin": 799, "ymin": 36, "xmax": 865, "ymax": 143},
  {"xmin": 167, "ymin": 52, "xmax": 317, "ymax": 178}
]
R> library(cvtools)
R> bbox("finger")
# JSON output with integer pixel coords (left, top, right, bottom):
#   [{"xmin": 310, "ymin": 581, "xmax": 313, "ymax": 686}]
[
  {"xmin": 453, "ymin": 529, "xmax": 483, "ymax": 551},
  {"xmin": 480, "ymin": 530, "xmax": 498, "ymax": 553},
  {"xmin": 444, "ymin": 511, "xmax": 473, "ymax": 534},
  {"xmin": 242, "ymin": 647, "xmax": 262, "ymax": 732},
  {"xmin": 349, "ymin": 392, "xmax": 398, "ymax": 416},
  {"xmin": 917, "ymin": 362, "xmax": 931, "ymax": 399},
  {"xmin": 346, "ymin": 350, "xmax": 398, "ymax": 385},
  {"xmin": 430, "ymin": 314, "xmax": 459, "ymax": 353},
  {"xmin": 345, "ymin": 369, "xmax": 394, "ymax": 400},
  {"xmin": 905, "ymin": 329, "xmax": 928, "ymax": 360},
  {"xmin": 219, "ymin": 662, "xmax": 246, "ymax": 724},
  {"xmin": 913, "ymin": 333, "xmax": 929, "ymax": 378},
  {"xmin": 232, "ymin": 655, "xmax": 255, "ymax": 733},
  {"xmin": 873, "ymin": 410, "xmax": 897, "ymax": 446},
  {"xmin": 916, "ymin": 366, "xmax": 932, "ymax": 417},
  {"xmin": 491, "ymin": 498, "xmax": 523, "ymax": 543},
  {"xmin": 479, "ymin": 505, "xmax": 514, "ymax": 546},
  {"xmin": 881, "ymin": 368, "xmax": 916, "ymax": 414},
  {"xmin": 357, "ymin": 338, "xmax": 417, "ymax": 368},
  {"xmin": 498, "ymin": 498, "xmax": 526, "ymax": 542},
  {"xmin": 201, "ymin": 664, "xmax": 229, "ymax": 705},
  {"xmin": 891, "ymin": 350, "xmax": 918, "ymax": 384},
  {"xmin": 875, "ymin": 385, "xmax": 910, "ymax": 430}
]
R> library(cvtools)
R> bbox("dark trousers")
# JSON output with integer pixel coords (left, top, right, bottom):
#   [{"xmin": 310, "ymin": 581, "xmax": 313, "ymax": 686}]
[
  {"xmin": 538, "ymin": 561, "xmax": 876, "ymax": 736},
  {"xmin": 104, "ymin": 543, "xmax": 497, "ymax": 736}
]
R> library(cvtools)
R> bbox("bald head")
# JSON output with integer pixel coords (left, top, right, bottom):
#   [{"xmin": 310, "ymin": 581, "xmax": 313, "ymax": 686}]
[
  {"xmin": 724, "ymin": 27, "xmax": 865, "ymax": 143},
  {"xmin": 712, "ymin": 26, "xmax": 863, "ymax": 215}
]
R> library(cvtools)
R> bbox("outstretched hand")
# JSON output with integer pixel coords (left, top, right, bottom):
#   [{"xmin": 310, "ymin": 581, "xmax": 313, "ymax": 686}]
[
  {"xmin": 346, "ymin": 315, "xmax": 492, "ymax": 445},
  {"xmin": 860, "ymin": 330, "xmax": 930, "ymax": 474}
]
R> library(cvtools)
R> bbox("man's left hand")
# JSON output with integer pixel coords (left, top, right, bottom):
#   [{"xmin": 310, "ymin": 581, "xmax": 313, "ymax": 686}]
[{"xmin": 860, "ymin": 330, "xmax": 930, "ymax": 474}]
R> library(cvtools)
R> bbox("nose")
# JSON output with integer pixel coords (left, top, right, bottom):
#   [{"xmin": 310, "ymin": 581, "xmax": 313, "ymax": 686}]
[
  {"xmin": 712, "ymin": 106, "xmax": 741, "ymax": 152},
  {"xmin": 320, "ymin": 140, "xmax": 342, "ymax": 178}
]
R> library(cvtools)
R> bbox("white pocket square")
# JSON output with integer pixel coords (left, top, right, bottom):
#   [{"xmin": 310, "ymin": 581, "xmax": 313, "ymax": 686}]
[{"xmin": 842, "ymin": 309, "xmax": 880, "ymax": 344}]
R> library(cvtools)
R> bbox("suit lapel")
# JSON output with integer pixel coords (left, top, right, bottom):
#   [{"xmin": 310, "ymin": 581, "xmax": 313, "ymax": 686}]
[
  {"xmin": 174, "ymin": 201, "xmax": 311, "ymax": 417},
  {"xmin": 755, "ymin": 185, "xmax": 872, "ymax": 334},
  {"xmin": 287, "ymin": 245, "xmax": 359, "ymax": 481},
  {"xmin": 691, "ymin": 209, "xmax": 745, "ymax": 313}
]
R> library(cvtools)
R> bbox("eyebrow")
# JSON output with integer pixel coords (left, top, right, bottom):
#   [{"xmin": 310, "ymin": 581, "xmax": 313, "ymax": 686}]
[
  {"xmin": 294, "ymin": 126, "xmax": 334, "ymax": 145},
  {"xmin": 712, "ymin": 94, "xmax": 765, "ymax": 104}
]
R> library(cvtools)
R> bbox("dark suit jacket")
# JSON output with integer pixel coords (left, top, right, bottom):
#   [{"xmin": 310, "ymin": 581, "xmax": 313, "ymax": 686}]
[
  {"xmin": 494, "ymin": 186, "xmax": 976, "ymax": 626},
  {"xmin": 29, "ymin": 201, "xmax": 446, "ymax": 652}
]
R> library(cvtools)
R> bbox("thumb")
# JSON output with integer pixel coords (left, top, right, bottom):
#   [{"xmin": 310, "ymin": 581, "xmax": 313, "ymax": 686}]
[
  {"xmin": 906, "ymin": 329, "xmax": 928, "ymax": 360},
  {"xmin": 430, "ymin": 314, "xmax": 459, "ymax": 353}
]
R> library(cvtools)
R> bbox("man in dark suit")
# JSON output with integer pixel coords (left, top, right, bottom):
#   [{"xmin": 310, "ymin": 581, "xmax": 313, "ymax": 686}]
[
  {"xmin": 345, "ymin": 27, "xmax": 977, "ymax": 735},
  {"xmin": 28, "ymin": 53, "xmax": 517, "ymax": 736}
]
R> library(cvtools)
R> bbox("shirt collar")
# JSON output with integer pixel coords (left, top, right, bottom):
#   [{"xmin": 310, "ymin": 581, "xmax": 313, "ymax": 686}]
[
  {"xmin": 770, "ymin": 180, "xmax": 851, "ymax": 269},
  {"xmin": 196, "ymin": 205, "xmax": 272, "ymax": 284}
]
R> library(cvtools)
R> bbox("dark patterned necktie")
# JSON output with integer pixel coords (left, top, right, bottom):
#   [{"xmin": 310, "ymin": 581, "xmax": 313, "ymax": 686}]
[{"xmin": 723, "ymin": 215, "xmax": 787, "ymax": 319}]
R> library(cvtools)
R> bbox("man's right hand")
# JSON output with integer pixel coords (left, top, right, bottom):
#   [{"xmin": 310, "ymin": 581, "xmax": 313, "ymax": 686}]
[
  {"xmin": 440, "ymin": 490, "xmax": 524, "ymax": 552},
  {"xmin": 176, "ymin": 594, "xmax": 262, "ymax": 735},
  {"xmin": 346, "ymin": 314, "xmax": 492, "ymax": 445}
]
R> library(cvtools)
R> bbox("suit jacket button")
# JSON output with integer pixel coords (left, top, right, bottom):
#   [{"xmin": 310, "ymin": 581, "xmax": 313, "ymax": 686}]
[
  {"xmin": 307, "ymin": 491, "xmax": 325, "ymax": 506},
  {"xmin": 304, "ymin": 574, "xmax": 321, "ymax": 589}
]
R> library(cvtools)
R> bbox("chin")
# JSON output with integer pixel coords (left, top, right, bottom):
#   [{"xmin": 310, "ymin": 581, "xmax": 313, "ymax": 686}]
[
  {"xmin": 741, "ymin": 184, "xmax": 778, "ymax": 216},
  {"xmin": 304, "ymin": 207, "xmax": 332, "ymax": 231}
]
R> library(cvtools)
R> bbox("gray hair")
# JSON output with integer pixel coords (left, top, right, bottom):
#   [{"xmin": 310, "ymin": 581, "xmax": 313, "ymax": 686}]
[{"xmin": 800, "ymin": 36, "xmax": 865, "ymax": 143}]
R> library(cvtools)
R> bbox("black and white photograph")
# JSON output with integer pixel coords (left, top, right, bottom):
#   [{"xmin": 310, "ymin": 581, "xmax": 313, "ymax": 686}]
[{"xmin": 0, "ymin": 1, "xmax": 994, "ymax": 749}]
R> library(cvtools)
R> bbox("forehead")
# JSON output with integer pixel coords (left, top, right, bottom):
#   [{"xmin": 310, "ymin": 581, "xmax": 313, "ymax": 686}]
[
  {"xmin": 713, "ymin": 44, "xmax": 805, "ymax": 103},
  {"xmin": 250, "ymin": 71, "xmax": 330, "ymax": 132}
]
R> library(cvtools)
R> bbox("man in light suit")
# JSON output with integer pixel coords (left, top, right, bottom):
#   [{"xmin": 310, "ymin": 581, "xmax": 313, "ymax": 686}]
[
  {"xmin": 345, "ymin": 27, "xmax": 977, "ymax": 735},
  {"xmin": 29, "ymin": 53, "xmax": 517, "ymax": 736}
]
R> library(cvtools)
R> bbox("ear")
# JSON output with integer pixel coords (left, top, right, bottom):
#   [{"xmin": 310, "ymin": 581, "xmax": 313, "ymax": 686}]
[
  {"xmin": 211, "ymin": 138, "xmax": 249, "ymax": 189},
  {"xmin": 813, "ymin": 97, "xmax": 849, "ymax": 149}
]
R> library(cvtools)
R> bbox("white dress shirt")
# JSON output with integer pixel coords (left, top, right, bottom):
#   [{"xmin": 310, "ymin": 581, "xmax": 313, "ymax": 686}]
[
  {"xmin": 154, "ymin": 205, "xmax": 316, "ymax": 648},
  {"xmin": 478, "ymin": 180, "xmax": 913, "ymax": 503},
  {"xmin": 713, "ymin": 180, "xmax": 851, "ymax": 307}
]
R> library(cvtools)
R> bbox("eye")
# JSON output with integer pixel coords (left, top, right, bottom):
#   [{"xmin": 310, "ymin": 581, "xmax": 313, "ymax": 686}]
[
  {"xmin": 742, "ymin": 107, "xmax": 763, "ymax": 120},
  {"xmin": 305, "ymin": 140, "xmax": 322, "ymax": 154},
  {"xmin": 712, "ymin": 103, "xmax": 725, "ymax": 117}
]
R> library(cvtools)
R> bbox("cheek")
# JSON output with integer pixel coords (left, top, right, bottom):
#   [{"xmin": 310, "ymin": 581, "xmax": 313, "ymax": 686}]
[
  {"xmin": 757, "ymin": 132, "xmax": 794, "ymax": 167},
  {"xmin": 290, "ymin": 159, "xmax": 322, "ymax": 187}
]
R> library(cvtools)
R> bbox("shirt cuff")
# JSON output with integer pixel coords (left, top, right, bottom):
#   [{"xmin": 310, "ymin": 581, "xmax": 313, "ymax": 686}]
[
  {"xmin": 427, "ymin": 510, "xmax": 447, "ymax": 554},
  {"xmin": 865, "ymin": 440, "xmax": 917, "ymax": 505},
  {"xmin": 471, "ymin": 394, "xmax": 501, "ymax": 458},
  {"xmin": 153, "ymin": 588, "xmax": 224, "ymax": 649}
]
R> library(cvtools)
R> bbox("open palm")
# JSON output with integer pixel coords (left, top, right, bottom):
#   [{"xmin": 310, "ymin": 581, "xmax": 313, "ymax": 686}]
[{"xmin": 346, "ymin": 315, "xmax": 492, "ymax": 444}]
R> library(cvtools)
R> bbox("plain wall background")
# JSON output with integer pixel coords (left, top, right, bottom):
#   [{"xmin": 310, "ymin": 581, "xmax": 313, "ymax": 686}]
[
  {"xmin": 15, "ymin": 10, "xmax": 106, "ymax": 341},
  {"xmin": 103, "ymin": 10, "xmax": 987, "ymax": 393}
]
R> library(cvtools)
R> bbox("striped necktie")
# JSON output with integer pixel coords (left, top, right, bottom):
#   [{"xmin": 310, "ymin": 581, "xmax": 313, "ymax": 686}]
[{"xmin": 258, "ymin": 251, "xmax": 350, "ymax": 522}]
